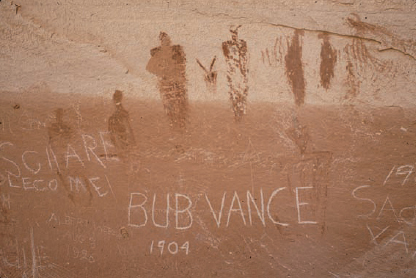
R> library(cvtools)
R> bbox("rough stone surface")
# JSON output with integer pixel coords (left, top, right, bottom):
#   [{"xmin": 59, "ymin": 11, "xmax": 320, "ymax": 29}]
[{"xmin": 1, "ymin": 1, "xmax": 416, "ymax": 277}]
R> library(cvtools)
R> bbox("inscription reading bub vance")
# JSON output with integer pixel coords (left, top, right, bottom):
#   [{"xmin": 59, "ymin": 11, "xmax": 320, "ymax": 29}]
[{"xmin": 128, "ymin": 187, "xmax": 320, "ymax": 230}]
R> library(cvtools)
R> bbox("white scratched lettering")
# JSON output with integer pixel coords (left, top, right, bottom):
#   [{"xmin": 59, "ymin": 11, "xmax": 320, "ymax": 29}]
[
  {"xmin": 352, "ymin": 185, "xmax": 376, "ymax": 218},
  {"xmin": 383, "ymin": 165, "xmax": 396, "ymax": 186},
  {"xmin": 104, "ymin": 175, "xmax": 117, "ymax": 201},
  {"xmin": 175, "ymin": 193, "xmax": 193, "ymax": 230},
  {"xmin": 205, "ymin": 192, "xmax": 226, "ymax": 228},
  {"xmin": 385, "ymin": 231, "xmax": 409, "ymax": 254},
  {"xmin": 267, "ymin": 187, "xmax": 289, "ymax": 226},
  {"xmin": 46, "ymin": 146, "xmax": 52, "ymax": 171},
  {"xmin": 149, "ymin": 241, "xmax": 154, "ymax": 254},
  {"xmin": 45, "ymin": 146, "xmax": 60, "ymax": 173},
  {"xmin": 69, "ymin": 176, "xmax": 87, "ymax": 193},
  {"xmin": 88, "ymin": 177, "xmax": 108, "ymax": 197},
  {"xmin": 295, "ymin": 187, "xmax": 317, "ymax": 224},
  {"xmin": 48, "ymin": 179, "xmax": 58, "ymax": 191},
  {"xmin": 150, "ymin": 240, "xmax": 189, "ymax": 255},
  {"xmin": 7, "ymin": 172, "xmax": 21, "ymax": 188},
  {"xmin": 99, "ymin": 131, "xmax": 118, "ymax": 162},
  {"xmin": 65, "ymin": 145, "xmax": 85, "ymax": 169},
  {"xmin": 0, "ymin": 227, "xmax": 70, "ymax": 277},
  {"xmin": 127, "ymin": 188, "xmax": 329, "ymax": 229},
  {"xmin": 367, "ymin": 224, "xmax": 389, "ymax": 245},
  {"xmin": 0, "ymin": 115, "xmax": 13, "ymax": 134},
  {"xmin": 377, "ymin": 196, "xmax": 399, "ymax": 222},
  {"xmin": 399, "ymin": 206, "xmax": 415, "ymax": 225},
  {"xmin": 158, "ymin": 240, "xmax": 165, "ymax": 255},
  {"xmin": 1, "ymin": 142, "xmax": 21, "ymax": 188},
  {"xmin": 22, "ymin": 151, "xmax": 41, "ymax": 174},
  {"xmin": 181, "ymin": 241, "xmax": 189, "ymax": 255},
  {"xmin": 22, "ymin": 177, "xmax": 35, "ymax": 190},
  {"xmin": 33, "ymin": 180, "xmax": 46, "ymax": 191},
  {"xmin": 30, "ymin": 227, "xmax": 38, "ymax": 278},
  {"xmin": 396, "ymin": 165, "xmax": 414, "ymax": 186},
  {"xmin": 48, "ymin": 213, "xmax": 58, "ymax": 223},
  {"xmin": 1, "ymin": 193, "xmax": 11, "ymax": 210},
  {"xmin": 128, "ymin": 193, "xmax": 148, "ymax": 228},
  {"xmin": 127, "ymin": 192, "xmax": 194, "ymax": 229},
  {"xmin": 247, "ymin": 190, "xmax": 265, "ymax": 226},
  {"xmin": 168, "ymin": 242, "xmax": 178, "ymax": 254},
  {"xmin": 82, "ymin": 134, "xmax": 106, "ymax": 168},
  {"xmin": 66, "ymin": 245, "xmax": 95, "ymax": 263},
  {"xmin": 152, "ymin": 193, "xmax": 170, "ymax": 228},
  {"xmin": 226, "ymin": 191, "xmax": 246, "ymax": 227}
]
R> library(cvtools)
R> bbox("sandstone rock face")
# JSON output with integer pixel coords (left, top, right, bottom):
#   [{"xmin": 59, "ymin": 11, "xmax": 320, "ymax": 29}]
[{"xmin": 1, "ymin": 1, "xmax": 416, "ymax": 277}]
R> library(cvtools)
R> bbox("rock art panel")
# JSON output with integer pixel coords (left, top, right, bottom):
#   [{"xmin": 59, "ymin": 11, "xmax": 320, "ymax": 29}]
[{"xmin": 1, "ymin": 1, "xmax": 416, "ymax": 277}]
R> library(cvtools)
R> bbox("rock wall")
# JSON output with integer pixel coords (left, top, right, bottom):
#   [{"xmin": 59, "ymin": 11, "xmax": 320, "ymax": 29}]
[{"xmin": 1, "ymin": 1, "xmax": 416, "ymax": 277}]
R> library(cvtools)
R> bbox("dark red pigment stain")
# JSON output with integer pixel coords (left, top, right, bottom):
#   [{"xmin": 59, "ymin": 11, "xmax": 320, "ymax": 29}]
[
  {"xmin": 319, "ymin": 33, "xmax": 337, "ymax": 90},
  {"xmin": 222, "ymin": 25, "xmax": 249, "ymax": 121},
  {"xmin": 285, "ymin": 30, "xmax": 305, "ymax": 106}
]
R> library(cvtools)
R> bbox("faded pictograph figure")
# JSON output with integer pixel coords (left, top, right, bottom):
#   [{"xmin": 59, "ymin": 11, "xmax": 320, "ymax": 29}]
[
  {"xmin": 48, "ymin": 108, "xmax": 73, "ymax": 147},
  {"xmin": 222, "ymin": 25, "xmax": 249, "ymax": 121},
  {"xmin": 47, "ymin": 108, "xmax": 92, "ymax": 206},
  {"xmin": 344, "ymin": 14, "xmax": 394, "ymax": 99},
  {"xmin": 319, "ymin": 33, "xmax": 337, "ymax": 90},
  {"xmin": 196, "ymin": 56, "xmax": 217, "ymax": 94},
  {"xmin": 146, "ymin": 32, "xmax": 188, "ymax": 129},
  {"xmin": 286, "ymin": 117, "xmax": 332, "ymax": 234},
  {"xmin": 286, "ymin": 123, "xmax": 309, "ymax": 156},
  {"xmin": 108, "ymin": 90, "xmax": 136, "ymax": 156}
]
